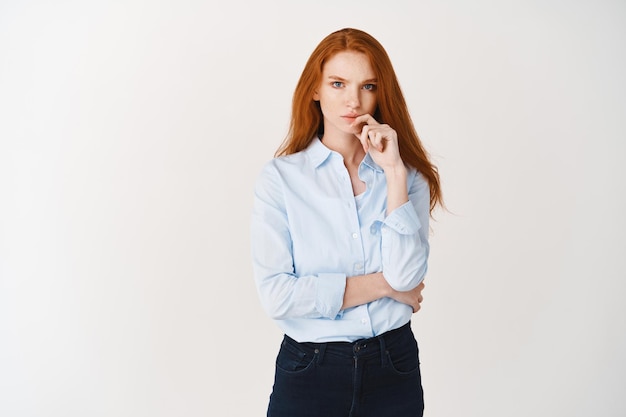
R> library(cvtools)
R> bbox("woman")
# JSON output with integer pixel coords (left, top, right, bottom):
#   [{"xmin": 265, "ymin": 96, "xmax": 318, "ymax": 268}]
[{"xmin": 251, "ymin": 28, "xmax": 442, "ymax": 417}]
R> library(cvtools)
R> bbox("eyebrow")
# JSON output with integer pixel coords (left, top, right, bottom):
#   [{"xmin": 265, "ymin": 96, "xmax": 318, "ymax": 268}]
[{"xmin": 328, "ymin": 75, "xmax": 378, "ymax": 83}]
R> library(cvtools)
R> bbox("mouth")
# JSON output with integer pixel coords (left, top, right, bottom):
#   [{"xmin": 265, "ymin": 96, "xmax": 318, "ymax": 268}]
[{"xmin": 342, "ymin": 114, "xmax": 360, "ymax": 123}]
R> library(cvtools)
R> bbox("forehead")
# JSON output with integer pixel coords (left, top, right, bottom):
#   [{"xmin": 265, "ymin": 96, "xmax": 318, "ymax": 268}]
[{"xmin": 322, "ymin": 51, "xmax": 375, "ymax": 79}]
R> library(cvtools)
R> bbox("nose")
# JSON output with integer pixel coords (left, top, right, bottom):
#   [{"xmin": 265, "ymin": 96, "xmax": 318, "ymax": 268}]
[{"xmin": 346, "ymin": 88, "xmax": 360, "ymax": 109}]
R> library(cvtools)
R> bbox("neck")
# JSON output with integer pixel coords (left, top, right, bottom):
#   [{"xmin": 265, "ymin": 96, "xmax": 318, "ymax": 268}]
[{"xmin": 321, "ymin": 132, "xmax": 365, "ymax": 166}]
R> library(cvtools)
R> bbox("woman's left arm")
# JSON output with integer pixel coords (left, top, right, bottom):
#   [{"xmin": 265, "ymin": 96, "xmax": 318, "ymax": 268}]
[
  {"xmin": 380, "ymin": 171, "xmax": 430, "ymax": 292},
  {"xmin": 353, "ymin": 114, "xmax": 430, "ymax": 293}
]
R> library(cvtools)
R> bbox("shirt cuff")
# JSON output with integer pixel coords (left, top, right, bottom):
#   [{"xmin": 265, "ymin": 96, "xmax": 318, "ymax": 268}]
[
  {"xmin": 315, "ymin": 273, "xmax": 346, "ymax": 319},
  {"xmin": 381, "ymin": 201, "xmax": 422, "ymax": 235}
]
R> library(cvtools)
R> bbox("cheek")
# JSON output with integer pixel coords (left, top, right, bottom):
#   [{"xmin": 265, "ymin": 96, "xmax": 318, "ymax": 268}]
[
  {"xmin": 318, "ymin": 99, "xmax": 328, "ymax": 112},
  {"xmin": 319, "ymin": 94, "xmax": 339, "ymax": 112},
  {"xmin": 364, "ymin": 95, "xmax": 378, "ymax": 113}
]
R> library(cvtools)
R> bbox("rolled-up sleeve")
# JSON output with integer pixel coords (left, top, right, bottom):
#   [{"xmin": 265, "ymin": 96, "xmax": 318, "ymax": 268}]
[{"xmin": 377, "ymin": 172, "xmax": 430, "ymax": 291}]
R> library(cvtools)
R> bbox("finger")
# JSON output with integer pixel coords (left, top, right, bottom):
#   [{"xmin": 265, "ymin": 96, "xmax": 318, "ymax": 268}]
[
  {"xmin": 353, "ymin": 113, "xmax": 380, "ymax": 127},
  {"xmin": 373, "ymin": 130, "xmax": 384, "ymax": 152},
  {"xmin": 364, "ymin": 128, "xmax": 381, "ymax": 152},
  {"xmin": 358, "ymin": 125, "xmax": 370, "ymax": 152},
  {"xmin": 366, "ymin": 130, "xmax": 377, "ymax": 150}
]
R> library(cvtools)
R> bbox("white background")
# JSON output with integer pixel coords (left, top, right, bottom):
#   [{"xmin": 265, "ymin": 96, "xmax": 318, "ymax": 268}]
[{"xmin": 1, "ymin": 1, "xmax": 625, "ymax": 416}]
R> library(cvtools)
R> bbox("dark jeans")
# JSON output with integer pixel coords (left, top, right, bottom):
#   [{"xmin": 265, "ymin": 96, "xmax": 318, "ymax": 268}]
[{"xmin": 267, "ymin": 322, "xmax": 424, "ymax": 417}]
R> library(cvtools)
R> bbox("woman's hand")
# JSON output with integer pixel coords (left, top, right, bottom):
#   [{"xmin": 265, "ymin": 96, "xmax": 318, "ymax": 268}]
[
  {"xmin": 389, "ymin": 282, "xmax": 425, "ymax": 313},
  {"xmin": 353, "ymin": 113, "xmax": 408, "ymax": 214},
  {"xmin": 352, "ymin": 114, "xmax": 403, "ymax": 170}
]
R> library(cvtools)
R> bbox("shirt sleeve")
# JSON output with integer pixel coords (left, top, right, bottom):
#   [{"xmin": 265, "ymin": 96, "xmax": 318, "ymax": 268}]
[
  {"xmin": 378, "ymin": 170, "xmax": 430, "ymax": 291},
  {"xmin": 250, "ymin": 162, "xmax": 346, "ymax": 320}
]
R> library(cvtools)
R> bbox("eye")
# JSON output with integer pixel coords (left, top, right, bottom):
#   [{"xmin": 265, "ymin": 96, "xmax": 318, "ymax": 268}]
[
  {"xmin": 331, "ymin": 81, "xmax": 344, "ymax": 88},
  {"xmin": 363, "ymin": 84, "xmax": 377, "ymax": 91}
]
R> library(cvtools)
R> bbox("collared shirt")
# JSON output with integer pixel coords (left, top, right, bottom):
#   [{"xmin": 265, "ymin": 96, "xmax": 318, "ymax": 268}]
[{"xmin": 251, "ymin": 138, "xmax": 430, "ymax": 343}]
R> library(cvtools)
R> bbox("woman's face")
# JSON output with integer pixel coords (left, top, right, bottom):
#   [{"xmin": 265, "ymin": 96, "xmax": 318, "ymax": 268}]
[{"xmin": 314, "ymin": 51, "xmax": 378, "ymax": 139}]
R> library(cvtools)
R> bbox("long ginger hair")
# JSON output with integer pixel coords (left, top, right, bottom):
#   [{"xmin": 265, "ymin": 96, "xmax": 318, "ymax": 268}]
[{"xmin": 275, "ymin": 28, "xmax": 443, "ymax": 214}]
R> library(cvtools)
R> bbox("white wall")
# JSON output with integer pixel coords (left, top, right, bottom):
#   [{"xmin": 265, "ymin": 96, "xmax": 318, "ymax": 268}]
[{"xmin": 1, "ymin": 1, "xmax": 624, "ymax": 416}]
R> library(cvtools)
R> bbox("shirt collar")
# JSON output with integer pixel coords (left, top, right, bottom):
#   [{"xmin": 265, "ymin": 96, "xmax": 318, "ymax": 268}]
[
  {"xmin": 306, "ymin": 137, "xmax": 333, "ymax": 168},
  {"xmin": 305, "ymin": 137, "xmax": 384, "ymax": 173}
]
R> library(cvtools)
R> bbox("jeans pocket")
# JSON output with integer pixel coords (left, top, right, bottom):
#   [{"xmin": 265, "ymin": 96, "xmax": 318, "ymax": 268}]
[
  {"xmin": 275, "ymin": 339, "xmax": 318, "ymax": 375},
  {"xmin": 385, "ymin": 339, "xmax": 420, "ymax": 376}
]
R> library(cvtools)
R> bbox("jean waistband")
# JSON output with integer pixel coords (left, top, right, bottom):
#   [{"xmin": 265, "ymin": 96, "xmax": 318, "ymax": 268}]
[{"xmin": 284, "ymin": 321, "xmax": 413, "ymax": 362}]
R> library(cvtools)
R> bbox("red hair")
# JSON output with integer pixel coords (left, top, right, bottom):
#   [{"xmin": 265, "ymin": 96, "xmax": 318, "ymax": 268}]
[{"xmin": 276, "ymin": 28, "xmax": 443, "ymax": 213}]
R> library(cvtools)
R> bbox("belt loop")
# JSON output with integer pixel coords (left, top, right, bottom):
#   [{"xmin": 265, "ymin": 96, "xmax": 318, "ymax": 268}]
[
  {"xmin": 316, "ymin": 343, "xmax": 327, "ymax": 365},
  {"xmin": 378, "ymin": 334, "xmax": 388, "ymax": 367}
]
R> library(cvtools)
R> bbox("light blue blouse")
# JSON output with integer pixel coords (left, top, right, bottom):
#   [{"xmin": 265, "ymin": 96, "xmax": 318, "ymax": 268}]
[{"xmin": 251, "ymin": 138, "xmax": 430, "ymax": 343}]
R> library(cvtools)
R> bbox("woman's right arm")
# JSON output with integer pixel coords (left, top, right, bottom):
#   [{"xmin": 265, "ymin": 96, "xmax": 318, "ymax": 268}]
[
  {"xmin": 343, "ymin": 273, "xmax": 424, "ymax": 313},
  {"xmin": 251, "ymin": 162, "xmax": 347, "ymax": 320}
]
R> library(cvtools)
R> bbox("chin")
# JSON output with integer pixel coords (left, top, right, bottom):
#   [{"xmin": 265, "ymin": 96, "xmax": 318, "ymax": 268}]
[{"xmin": 348, "ymin": 127, "xmax": 362, "ymax": 136}]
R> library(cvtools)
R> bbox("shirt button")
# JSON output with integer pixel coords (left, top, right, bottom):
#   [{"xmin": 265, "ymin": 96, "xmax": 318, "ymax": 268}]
[
  {"xmin": 352, "ymin": 233, "xmax": 358, "ymax": 239},
  {"xmin": 361, "ymin": 318, "xmax": 367, "ymax": 324},
  {"xmin": 355, "ymin": 263, "xmax": 363, "ymax": 270}
]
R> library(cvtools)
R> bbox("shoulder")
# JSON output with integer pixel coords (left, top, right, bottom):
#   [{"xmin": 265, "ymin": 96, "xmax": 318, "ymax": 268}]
[
  {"xmin": 405, "ymin": 165, "xmax": 424, "ymax": 184},
  {"xmin": 255, "ymin": 149, "xmax": 313, "ymax": 193},
  {"xmin": 405, "ymin": 166, "xmax": 429, "ymax": 196},
  {"xmin": 258, "ymin": 151, "xmax": 307, "ymax": 177},
  {"xmin": 413, "ymin": 168, "xmax": 427, "ymax": 184},
  {"xmin": 258, "ymin": 145, "xmax": 317, "ymax": 180}
]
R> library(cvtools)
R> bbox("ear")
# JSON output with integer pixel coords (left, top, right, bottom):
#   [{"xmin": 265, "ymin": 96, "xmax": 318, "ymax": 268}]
[{"xmin": 313, "ymin": 89, "xmax": 320, "ymax": 101}]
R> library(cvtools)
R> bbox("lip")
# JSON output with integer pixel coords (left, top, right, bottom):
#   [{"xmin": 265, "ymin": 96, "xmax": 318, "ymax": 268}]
[{"xmin": 341, "ymin": 114, "xmax": 360, "ymax": 123}]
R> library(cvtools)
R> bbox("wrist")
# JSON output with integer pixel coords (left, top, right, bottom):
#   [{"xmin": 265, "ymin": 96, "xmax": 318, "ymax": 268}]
[
  {"xmin": 377, "ymin": 272, "xmax": 394, "ymax": 298},
  {"xmin": 383, "ymin": 163, "xmax": 407, "ymax": 179},
  {"xmin": 384, "ymin": 165, "xmax": 409, "ymax": 214}
]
